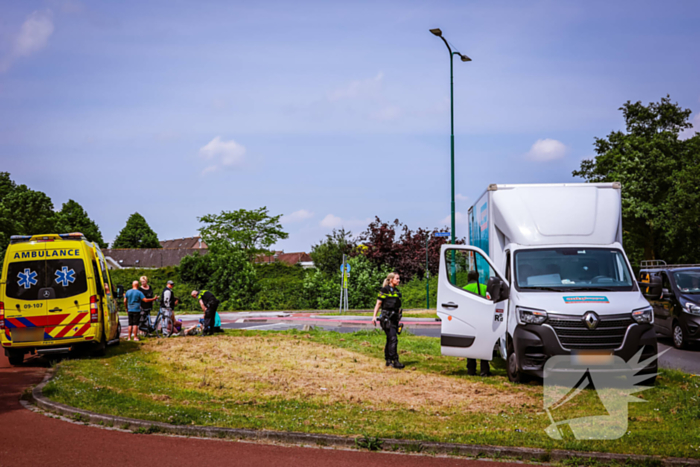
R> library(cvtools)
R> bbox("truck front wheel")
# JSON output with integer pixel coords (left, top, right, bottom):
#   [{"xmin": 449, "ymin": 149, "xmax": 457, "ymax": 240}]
[
  {"xmin": 507, "ymin": 343, "xmax": 525, "ymax": 383},
  {"xmin": 672, "ymin": 321, "xmax": 687, "ymax": 350}
]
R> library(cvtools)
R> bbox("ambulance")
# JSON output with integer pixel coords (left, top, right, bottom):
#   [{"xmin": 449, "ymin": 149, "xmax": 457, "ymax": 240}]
[{"xmin": 1, "ymin": 233, "xmax": 121, "ymax": 365}]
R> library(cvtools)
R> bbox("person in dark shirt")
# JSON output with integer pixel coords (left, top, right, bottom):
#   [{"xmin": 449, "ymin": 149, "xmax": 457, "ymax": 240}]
[
  {"xmin": 372, "ymin": 272, "xmax": 405, "ymax": 369},
  {"xmin": 138, "ymin": 275, "xmax": 159, "ymax": 335},
  {"xmin": 191, "ymin": 289, "xmax": 219, "ymax": 336}
]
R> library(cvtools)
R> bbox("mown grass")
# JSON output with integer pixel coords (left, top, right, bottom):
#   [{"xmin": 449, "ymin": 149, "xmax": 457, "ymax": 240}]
[{"xmin": 43, "ymin": 329, "xmax": 700, "ymax": 458}]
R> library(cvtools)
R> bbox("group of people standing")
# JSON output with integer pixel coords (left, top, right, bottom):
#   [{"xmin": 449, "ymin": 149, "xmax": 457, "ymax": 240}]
[{"xmin": 122, "ymin": 275, "xmax": 221, "ymax": 340}]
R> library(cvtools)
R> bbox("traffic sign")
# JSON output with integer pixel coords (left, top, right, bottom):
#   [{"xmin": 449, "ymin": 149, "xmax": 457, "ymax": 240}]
[
  {"xmin": 434, "ymin": 232, "xmax": 450, "ymax": 237},
  {"xmin": 340, "ymin": 263, "xmax": 351, "ymax": 273}
]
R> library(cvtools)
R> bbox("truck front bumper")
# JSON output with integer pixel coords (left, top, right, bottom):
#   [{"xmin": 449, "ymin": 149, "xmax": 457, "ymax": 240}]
[{"xmin": 513, "ymin": 322, "xmax": 658, "ymax": 379}]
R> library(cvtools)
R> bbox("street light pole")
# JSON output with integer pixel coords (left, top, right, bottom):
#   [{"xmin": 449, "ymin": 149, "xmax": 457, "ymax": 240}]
[{"xmin": 430, "ymin": 28, "xmax": 471, "ymax": 247}]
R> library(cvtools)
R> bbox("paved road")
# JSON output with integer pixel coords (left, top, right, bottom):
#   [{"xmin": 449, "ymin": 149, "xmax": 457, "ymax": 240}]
[{"xmin": 1, "ymin": 352, "xmax": 521, "ymax": 467}]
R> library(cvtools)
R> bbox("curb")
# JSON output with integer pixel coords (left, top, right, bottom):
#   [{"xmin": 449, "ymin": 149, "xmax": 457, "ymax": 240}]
[{"xmin": 29, "ymin": 370, "xmax": 698, "ymax": 466}]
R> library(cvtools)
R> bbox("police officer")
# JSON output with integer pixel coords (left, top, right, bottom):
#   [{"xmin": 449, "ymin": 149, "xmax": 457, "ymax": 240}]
[
  {"xmin": 191, "ymin": 289, "xmax": 219, "ymax": 336},
  {"xmin": 372, "ymin": 272, "xmax": 405, "ymax": 369},
  {"xmin": 463, "ymin": 270, "xmax": 491, "ymax": 377}
]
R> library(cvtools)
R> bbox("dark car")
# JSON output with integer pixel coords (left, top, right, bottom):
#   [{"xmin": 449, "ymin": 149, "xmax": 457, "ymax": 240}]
[{"xmin": 639, "ymin": 260, "xmax": 700, "ymax": 349}]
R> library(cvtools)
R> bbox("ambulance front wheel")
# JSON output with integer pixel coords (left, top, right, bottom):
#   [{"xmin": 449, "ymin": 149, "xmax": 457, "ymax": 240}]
[{"xmin": 8, "ymin": 350, "xmax": 24, "ymax": 366}]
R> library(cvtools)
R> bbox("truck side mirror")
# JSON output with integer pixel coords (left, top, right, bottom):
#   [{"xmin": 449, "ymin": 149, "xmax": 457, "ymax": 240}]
[
  {"xmin": 115, "ymin": 284, "xmax": 125, "ymax": 299},
  {"xmin": 487, "ymin": 277, "xmax": 510, "ymax": 302},
  {"xmin": 642, "ymin": 276, "xmax": 662, "ymax": 300}
]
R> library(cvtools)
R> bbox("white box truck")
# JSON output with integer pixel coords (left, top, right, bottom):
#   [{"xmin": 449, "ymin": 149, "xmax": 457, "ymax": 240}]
[{"xmin": 437, "ymin": 183, "xmax": 658, "ymax": 382}]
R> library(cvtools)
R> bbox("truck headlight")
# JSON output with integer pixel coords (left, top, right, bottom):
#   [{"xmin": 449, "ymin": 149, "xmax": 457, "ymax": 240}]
[
  {"xmin": 632, "ymin": 306, "xmax": 653, "ymax": 324},
  {"xmin": 517, "ymin": 306, "xmax": 548, "ymax": 325},
  {"xmin": 684, "ymin": 302, "xmax": 700, "ymax": 315}
]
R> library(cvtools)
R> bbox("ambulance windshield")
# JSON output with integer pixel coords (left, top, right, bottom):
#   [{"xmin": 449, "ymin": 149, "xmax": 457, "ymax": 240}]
[{"xmin": 514, "ymin": 248, "xmax": 635, "ymax": 292}]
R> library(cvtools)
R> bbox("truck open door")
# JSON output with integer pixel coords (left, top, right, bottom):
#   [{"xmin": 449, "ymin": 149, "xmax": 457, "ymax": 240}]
[{"xmin": 438, "ymin": 244, "xmax": 509, "ymax": 360}]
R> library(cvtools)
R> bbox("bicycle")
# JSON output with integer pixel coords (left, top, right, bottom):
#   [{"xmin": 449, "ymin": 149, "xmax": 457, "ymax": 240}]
[{"xmin": 139, "ymin": 308, "xmax": 174, "ymax": 338}]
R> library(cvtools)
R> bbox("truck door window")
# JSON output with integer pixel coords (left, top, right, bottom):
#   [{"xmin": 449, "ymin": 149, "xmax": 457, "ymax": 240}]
[
  {"xmin": 661, "ymin": 273, "xmax": 672, "ymax": 295},
  {"xmin": 444, "ymin": 249, "xmax": 494, "ymax": 298},
  {"xmin": 505, "ymin": 251, "xmax": 511, "ymax": 283}
]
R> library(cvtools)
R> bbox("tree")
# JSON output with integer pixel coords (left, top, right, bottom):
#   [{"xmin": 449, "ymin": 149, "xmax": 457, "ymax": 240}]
[
  {"xmin": 309, "ymin": 228, "xmax": 356, "ymax": 277},
  {"xmin": 58, "ymin": 199, "xmax": 108, "ymax": 248},
  {"xmin": 0, "ymin": 173, "xmax": 60, "ymax": 258},
  {"xmin": 198, "ymin": 207, "xmax": 288, "ymax": 260},
  {"xmin": 573, "ymin": 96, "xmax": 700, "ymax": 265},
  {"xmin": 112, "ymin": 212, "xmax": 161, "ymax": 249},
  {"xmin": 358, "ymin": 217, "xmax": 455, "ymax": 281}
]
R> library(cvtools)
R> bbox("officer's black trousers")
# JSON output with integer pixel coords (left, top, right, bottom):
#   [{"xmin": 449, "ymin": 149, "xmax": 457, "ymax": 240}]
[
  {"xmin": 467, "ymin": 358, "xmax": 490, "ymax": 375},
  {"xmin": 383, "ymin": 321, "xmax": 399, "ymax": 362},
  {"xmin": 203, "ymin": 302, "xmax": 219, "ymax": 336}
]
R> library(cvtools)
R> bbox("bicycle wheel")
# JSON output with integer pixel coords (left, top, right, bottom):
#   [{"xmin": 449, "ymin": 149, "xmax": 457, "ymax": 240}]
[{"xmin": 153, "ymin": 315, "xmax": 164, "ymax": 338}]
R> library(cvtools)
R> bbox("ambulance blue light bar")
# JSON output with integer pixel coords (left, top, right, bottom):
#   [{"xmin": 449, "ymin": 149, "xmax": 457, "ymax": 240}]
[
  {"xmin": 59, "ymin": 232, "xmax": 85, "ymax": 239},
  {"xmin": 9, "ymin": 235, "xmax": 32, "ymax": 243}
]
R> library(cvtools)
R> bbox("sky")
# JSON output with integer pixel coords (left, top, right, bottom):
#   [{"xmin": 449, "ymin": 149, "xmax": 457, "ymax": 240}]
[{"xmin": 1, "ymin": 0, "xmax": 699, "ymax": 252}]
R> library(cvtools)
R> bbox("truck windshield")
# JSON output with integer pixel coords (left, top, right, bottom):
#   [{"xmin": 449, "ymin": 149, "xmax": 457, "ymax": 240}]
[
  {"xmin": 514, "ymin": 248, "xmax": 634, "ymax": 292},
  {"xmin": 672, "ymin": 270, "xmax": 700, "ymax": 294}
]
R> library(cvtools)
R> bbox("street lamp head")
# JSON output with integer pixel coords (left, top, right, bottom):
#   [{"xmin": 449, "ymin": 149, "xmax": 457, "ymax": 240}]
[
  {"xmin": 460, "ymin": 54, "xmax": 472, "ymax": 62},
  {"xmin": 429, "ymin": 28, "xmax": 442, "ymax": 37}
]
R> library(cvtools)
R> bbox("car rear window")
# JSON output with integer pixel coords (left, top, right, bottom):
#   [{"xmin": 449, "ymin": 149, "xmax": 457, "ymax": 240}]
[
  {"xmin": 5, "ymin": 260, "xmax": 47, "ymax": 301},
  {"xmin": 5, "ymin": 259, "xmax": 88, "ymax": 300},
  {"xmin": 47, "ymin": 259, "xmax": 88, "ymax": 299}
]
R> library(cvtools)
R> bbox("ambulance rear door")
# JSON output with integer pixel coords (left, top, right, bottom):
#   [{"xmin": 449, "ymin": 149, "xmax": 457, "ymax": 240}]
[{"xmin": 3, "ymin": 242, "xmax": 49, "ymax": 344}]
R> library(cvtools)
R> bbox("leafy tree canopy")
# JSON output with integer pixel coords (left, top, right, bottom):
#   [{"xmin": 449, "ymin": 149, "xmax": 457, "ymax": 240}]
[
  {"xmin": 198, "ymin": 207, "xmax": 288, "ymax": 260},
  {"xmin": 112, "ymin": 212, "xmax": 161, "ymax": 249},
  {"xmin": 359, "ymin": 217, "xmax": 455, "ymax": 281},
  {"xmin": 573, "ymin": 96, "xmax": 700, "ymax": 264},
  {"xmin": 310, "ymin": 228, "xmax": 356, "ymax": 277},
  {"xmin": 58, "ymin": 199, "xmax": 108, "ymax": 248},
  {"xmin": 0, "ymin": 172, "xmax": 61, "ymax": 258}
]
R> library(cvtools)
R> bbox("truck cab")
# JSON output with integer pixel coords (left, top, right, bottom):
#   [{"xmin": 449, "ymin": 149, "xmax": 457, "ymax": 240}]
[{"xmin": 437, "ymin": 183, "xmax": 658, "ymax": 382}]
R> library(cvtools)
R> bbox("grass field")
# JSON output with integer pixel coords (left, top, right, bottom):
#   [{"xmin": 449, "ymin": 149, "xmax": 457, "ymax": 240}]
[{"xmin": 44, "ymin": 329, "xmax": 700, "ymax": 459}]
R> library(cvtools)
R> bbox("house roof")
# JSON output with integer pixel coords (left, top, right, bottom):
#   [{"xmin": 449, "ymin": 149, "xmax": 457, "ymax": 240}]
[
  {"xmin": 103, "ymin": 248, "xmax": 207, "ymax": 268},
  {"xmin": 159, "ymin": 236, "xmax": 207, "ymax": 250},
  {"xmin": 255, "ymin": 251, "xmax": 312, "ymax": 266}
]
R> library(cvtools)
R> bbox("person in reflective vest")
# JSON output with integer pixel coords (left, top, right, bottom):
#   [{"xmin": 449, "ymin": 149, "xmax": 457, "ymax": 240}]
[
  {"xmin": 191, "ymin": 289, "xmax": 219, "ymax": 336},
  {"xmin": 372, "ymin": 272, "xmax": 405, "ymax": 369},
  {"xmin": 463, "ymin": 270, "xmax": 491, "ymax": 377}
]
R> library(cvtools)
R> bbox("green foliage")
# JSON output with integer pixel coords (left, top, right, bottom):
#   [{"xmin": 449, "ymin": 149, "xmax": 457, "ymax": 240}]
[
  {"xmin": 112, "ymin": 213, "xmax": 161, "ymax": 249},
  {"xmin": 250, "ymin": 262, "xmax": 309, "ymax": 310},
  {"xmin": 573, "ymin": 96, "xmax": 700, "ymax": 265},
  {"xmin": 178, "ymin": 245, "xmax": 257, "ymax": 310},
  {"xmin": 355, "ymin": 434, "xmax": 383, "ymax": 451},
  {"xmin": 57, "ymin": 199, "xmax": 108, "ymax": 248},
  {"xmin": 198, "ymin": 207, "xmax": 288, "ymax": 260},
  {"xmin": 400, "ymin": 276, "xmax": 439, "ymax": 309},
  {"xmin": 309, "ymin": 228, "xmax": 356, "ymax": 277},
  {"xmin": 0, "ymin": 172, "xmax": 61, "ymax": 259},
  {"xmin": 303, "ymin": 255, "xmax": 391, "ymax": 309}
]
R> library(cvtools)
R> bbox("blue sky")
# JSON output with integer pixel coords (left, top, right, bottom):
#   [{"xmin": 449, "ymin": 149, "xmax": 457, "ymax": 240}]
[{"xmin": 1, "ymin": 0, "xmax": 699, "ymax": 251}]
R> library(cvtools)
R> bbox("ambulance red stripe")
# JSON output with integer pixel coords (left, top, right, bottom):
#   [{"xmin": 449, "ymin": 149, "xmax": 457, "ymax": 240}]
[{"xmin": 54, "ymin": 313, "xmax": 88, "ymax": 338}]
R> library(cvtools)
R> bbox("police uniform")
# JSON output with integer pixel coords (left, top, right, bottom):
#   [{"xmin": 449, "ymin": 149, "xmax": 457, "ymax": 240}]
[
  {"xmin": 378, "ymin": 285, "xmax": 404, "ymax": 369},
  {"xmin": 197, "ymin": 290, "xmax": 219, "ymax": 336}
]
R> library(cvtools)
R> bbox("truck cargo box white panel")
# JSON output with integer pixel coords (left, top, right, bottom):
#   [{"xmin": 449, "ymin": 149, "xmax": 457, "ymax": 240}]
[{"xmin": 490, "ymin": 183, "xmax": 621, "ymax": 246}]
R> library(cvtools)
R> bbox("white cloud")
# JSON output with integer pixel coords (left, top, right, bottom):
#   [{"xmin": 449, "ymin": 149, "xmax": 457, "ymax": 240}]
[
  {"xmin": 286, "ymin": 209, "xmax": 314, "ymax": 223},
  {"xmin": 320, "ymin": 214, "xmax": 343, "ymax": 228},
  {"xmin": 680, "ymin": 112, "xmax": 700, "ymax": 140},
  {"xmin": 456, "ymin": 193, "xmax": 469, "ymax": 202},
  {"xmin": 328, "ymin": 72, "xmax": 383, "ymax": 101},
  {"xmin": 1, "ymin": 10, "xmax": 54, "ymax": 72},
  {"xmin": 440, "ymin": 212, "xmax": 467, "ymax": 226},
  {"xmin": 198, "ymin": 136, "xmax": 246, "ymax": 174},
  {"xmin": 525, "ymin": 138, "xmax": 568, "ymax": 162},
  {"xmin": 319, "ymin": 214, "xmax": 371, "ymax": 229}
]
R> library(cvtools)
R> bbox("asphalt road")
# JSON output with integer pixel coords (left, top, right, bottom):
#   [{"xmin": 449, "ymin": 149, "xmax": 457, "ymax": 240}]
[{"xmin": 0, "ymin": 351, "xmax": 522, "ymax": 467}]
